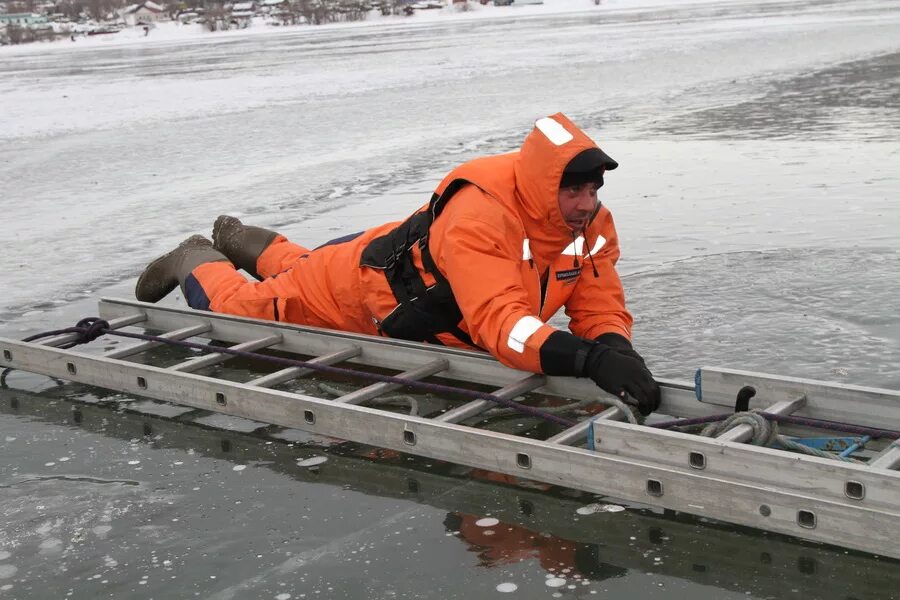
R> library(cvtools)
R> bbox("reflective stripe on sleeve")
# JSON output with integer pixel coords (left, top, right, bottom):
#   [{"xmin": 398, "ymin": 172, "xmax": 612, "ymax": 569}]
[
  {"xmin": 507, "ymin": 316, "xmax": 544, "ymax": 353},
  {"xmin": 522, "ymin": 238, "xmax": 532, "ymax": 261}
]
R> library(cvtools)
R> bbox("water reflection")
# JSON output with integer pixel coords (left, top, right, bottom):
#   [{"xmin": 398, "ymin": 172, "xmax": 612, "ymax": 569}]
[
  {"xmin": 444, "ymin": 511, "xmax": 628, "ymax": 583},
  {"xmin": 1, "ymin": 386, "xmax": 897, "ymax": 599}
]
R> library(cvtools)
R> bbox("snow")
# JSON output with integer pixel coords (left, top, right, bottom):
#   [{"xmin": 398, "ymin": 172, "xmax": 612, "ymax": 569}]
[
  {"xmin": 0, "ymin": 565, "xmax": 17, "ymax": 579},
  {"xmin": 296, "ymin": 456, "xmax": 328, "ymax": 467},
  {"xmin": 575, "ymin": 503, "xmax": 625, "ymax": 514}
]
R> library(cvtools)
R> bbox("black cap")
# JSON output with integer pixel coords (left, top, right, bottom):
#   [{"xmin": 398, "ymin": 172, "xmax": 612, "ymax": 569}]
[{"xmin": 559, "ymin": 148, "xmax": 619, "ymax": 188}]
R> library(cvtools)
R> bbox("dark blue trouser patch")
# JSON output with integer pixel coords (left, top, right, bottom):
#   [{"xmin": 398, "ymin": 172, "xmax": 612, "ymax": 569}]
[
  {"xmin": 184, "ymin": 273, "xmax": 211, "ymax": 311},
  {"xmin": 315, "ymin": 231, "xmax": 364, "ymax": 250}
]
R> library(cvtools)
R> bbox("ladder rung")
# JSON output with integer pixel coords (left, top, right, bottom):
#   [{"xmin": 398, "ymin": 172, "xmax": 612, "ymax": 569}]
[
  {"xmin": 869, "ymin": 440, "xmax": 900, "ymax": 470},
  {"xmin": 248, "ymin": 346, "xmax": 362, "ymax": 388},
  {"xmin": 103, "ymin": 323, "xmax": 212, "ymax": 360},
  {"xmin": 334, "ymin": 358, "xmax": 449, "ymax": 405},
  {"xmin": 168, "ymin": 334, "xmax": 283, "ymax": 373},
  {"xmin": 717, "ymin": 395, "xmax": 807, "ymax": 442},
  {"xmin": 39, "ymin": 313, "xmax": 146, "ymax": 347},
  {"xmin": 546, "ymin": 405, "xmax": 623, "ymax": 445},
  {"xmin": 435, "ymin": 374, "xmax": 546, "ymax": 423}
]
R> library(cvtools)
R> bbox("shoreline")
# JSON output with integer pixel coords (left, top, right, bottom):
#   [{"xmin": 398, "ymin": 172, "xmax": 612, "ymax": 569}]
[{"xmin": 0, "ymin": 0, "xmax": 788, "ymax": 55}]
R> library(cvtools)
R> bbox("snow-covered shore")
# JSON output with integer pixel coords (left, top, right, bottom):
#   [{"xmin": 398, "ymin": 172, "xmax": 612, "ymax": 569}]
[{"xmin": 1, "ymin": 0, "xmax": 794, "ymax": 55}]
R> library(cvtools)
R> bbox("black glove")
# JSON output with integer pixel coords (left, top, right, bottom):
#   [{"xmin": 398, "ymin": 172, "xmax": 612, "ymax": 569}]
[
  {"xmin": 594, "ymin": 332, "xmax": 634, "ymax": 351},
  {"xmin": 583, "ymin": 340, "xmax": 661, "ymax": 416},
  {"xmin": 594, "ymin": 332, "xmax": 646, "ymax": 363}
]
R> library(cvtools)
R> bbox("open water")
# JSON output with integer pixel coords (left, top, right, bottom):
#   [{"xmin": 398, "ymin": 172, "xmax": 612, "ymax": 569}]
[{"xmin": 1, "ymin": 0, "xmax": 899, "ymax": 598}]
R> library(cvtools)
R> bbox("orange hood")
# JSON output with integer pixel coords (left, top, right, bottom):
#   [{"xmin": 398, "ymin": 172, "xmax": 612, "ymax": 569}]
[{"xmin": 513, "ymin": 113, "xmax": 609, "ymax": 267}]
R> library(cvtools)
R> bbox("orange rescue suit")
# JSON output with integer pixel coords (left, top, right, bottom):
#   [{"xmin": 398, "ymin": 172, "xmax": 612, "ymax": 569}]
[{"xmin": 190, "ymin": 113, "xmax": 632, "ymax": 376}]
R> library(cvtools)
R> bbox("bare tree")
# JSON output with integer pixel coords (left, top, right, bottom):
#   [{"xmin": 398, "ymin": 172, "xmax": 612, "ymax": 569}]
[
  {"xmin": 6, "ymin": 24, "xmax": 26, "ymax": 44},
  {"xmin": 85, "ymin": 0, "xmax": 116, "ymax": 20},
  {"xmin": 204, "ymin": 4, "xmax": 228, "ymax": 30},
  {"xmin": 337, "ymin": 0, "xmax": 368, "ymax": 22},
  {"xmin": 55, "ymin": 1, "xmax": 87, "ymax": 21}
]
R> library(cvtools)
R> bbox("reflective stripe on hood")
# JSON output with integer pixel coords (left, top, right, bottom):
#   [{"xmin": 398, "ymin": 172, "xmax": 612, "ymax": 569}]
[{"xmin": 514, "ymin": 113, "xmax": 608, "ymax": 270}]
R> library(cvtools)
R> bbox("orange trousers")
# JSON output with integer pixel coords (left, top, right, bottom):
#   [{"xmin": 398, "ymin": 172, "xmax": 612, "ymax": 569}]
[{"xmin": 183, "ymin": 234, "xmax": 381, "ymax": 336}]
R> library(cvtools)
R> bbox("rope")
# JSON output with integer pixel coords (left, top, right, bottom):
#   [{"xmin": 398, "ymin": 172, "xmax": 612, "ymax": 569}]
[
  {"xmin": 317, "ymin": 382, "xmax": 420, "ymax": 416},
  {"xmin": 693, "ymin": 410, "xmax": 860, "ymax": 462},
  {"xmin": 699, "ymin": 411, "xmax": 778, "ymax": 445},
  {"xmin": 586, "ymin": 395, "xmax": 643, "ymax": 450},
  {"xmin": 653, "ymin": 412, "xmax": 899, "ymax": 441},
  {"xmin": 603, "ymin": 395, "xmax": 642, "ymax": 426},
  {"xmin": 478, "ymin": 398, "xmax": 592, "ymax": 421}
]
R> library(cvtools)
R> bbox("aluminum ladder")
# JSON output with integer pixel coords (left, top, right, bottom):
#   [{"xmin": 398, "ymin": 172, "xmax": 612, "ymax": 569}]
[{"xmin": 1, "ymin": 298, "xmax": 898, "ymax": 559}]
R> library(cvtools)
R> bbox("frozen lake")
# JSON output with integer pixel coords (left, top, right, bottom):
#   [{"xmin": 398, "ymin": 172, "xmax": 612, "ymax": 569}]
[{"xmin": 1, "ymin": 0, "xmax": 899, "ymax": 597}]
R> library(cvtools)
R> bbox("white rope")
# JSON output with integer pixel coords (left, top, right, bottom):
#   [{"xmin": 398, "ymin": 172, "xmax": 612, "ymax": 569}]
[
  {"xmin": 603, "ymin": 395, "xmax": 641, "ymax": 425},
  {"xmin": 317, "ymin": 382, "xmax": 420, "ymax": 416},
  {"xmin": 698, "ymin": 410, "xmax": 860, "ymax": 462}
]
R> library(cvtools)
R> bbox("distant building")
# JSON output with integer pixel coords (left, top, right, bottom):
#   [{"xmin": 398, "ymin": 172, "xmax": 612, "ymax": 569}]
[
  {"xmin": 120, "ymin": 1, "xmax": 165, "ymax": 26},
  {"xmin": 177, "ymin": 10, "xmax": 200, "ymax": 23},
  {"xmin": 230, "ymin": 1, "xmax": 255, "ymax": 27},
  {"xmin": 0, "ymin": 13, "xmax": 49, "ymax": 25}
]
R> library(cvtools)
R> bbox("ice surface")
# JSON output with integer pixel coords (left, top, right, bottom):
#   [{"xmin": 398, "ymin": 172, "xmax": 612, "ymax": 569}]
[
  {"xmin": 0, "ymin": 1, "xmax": 898, "ymax": 598},
  {"xmin": 1, "ymin": 0, "xmax": 899, "ymax": 329},
  {"xmin": 190, "ymin": 413, "xmax": 268, "ymax": 432}
]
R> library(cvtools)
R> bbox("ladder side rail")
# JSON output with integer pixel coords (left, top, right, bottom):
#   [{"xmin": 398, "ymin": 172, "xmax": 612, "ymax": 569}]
[
  {"xmin": 435, "ymin": 374, "xmax": 546, "ymax": 423},
  {"xmin": 248, "ymin": 346, "xmax": 363, "ymax": 389},
  {"xmin": 333, "ymin": 358, "xmax": 450, "ymax": 405},
  {"xmin": 592, "ymin": 420, "xmax": 899, "ymax": 509},
  {"xmin": 104, "ymin": 323, "xmax": 212, "ymax": 360},
  {"xmin": 168, "ymin": 334, "xmax": 283, "ymax": 373},
  {"xmin": 697, "ymin": 367, "xmax": 900, "ymax": 431},
  {"xmin": 1, "ymin": 338, "xmax": 897, "ymax": 560},
  {"xmin": 716, "ymin": 395, "xmax": 807, "ymax": 443},
  {"xmin": 38, "ymin": 313, "xmax": 147, "ymax": 348}
]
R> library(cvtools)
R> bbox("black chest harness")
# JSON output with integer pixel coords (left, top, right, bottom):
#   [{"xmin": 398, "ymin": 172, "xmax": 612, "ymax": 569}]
[{"xmin": 359, "ymin": 179, "xmax": 479, "ymax": 348}]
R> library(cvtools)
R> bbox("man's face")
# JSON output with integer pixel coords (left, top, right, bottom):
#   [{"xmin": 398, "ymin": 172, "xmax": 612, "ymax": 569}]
[{"xmin": 557, "ymin": 182, "xmax": 600, "ymax": 232}]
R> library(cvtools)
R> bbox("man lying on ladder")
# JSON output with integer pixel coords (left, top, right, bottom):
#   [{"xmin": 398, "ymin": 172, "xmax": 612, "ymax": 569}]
[{"xmin": 135, "ymin": 113, "xmax": 661, "ymax": 416}]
